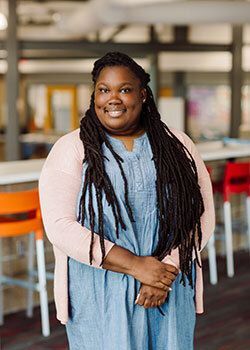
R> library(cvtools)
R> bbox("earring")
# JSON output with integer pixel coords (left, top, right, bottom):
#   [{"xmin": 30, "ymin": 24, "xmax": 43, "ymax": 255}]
[{"xmin": 143, "ymin": 98, "xmax": 146, "ymax": 103}]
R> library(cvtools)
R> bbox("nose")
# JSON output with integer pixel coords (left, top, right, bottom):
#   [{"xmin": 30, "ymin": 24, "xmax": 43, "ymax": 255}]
[{"xmin": 108, "ymin": 91, "xmax": 122, "ymax": 105}]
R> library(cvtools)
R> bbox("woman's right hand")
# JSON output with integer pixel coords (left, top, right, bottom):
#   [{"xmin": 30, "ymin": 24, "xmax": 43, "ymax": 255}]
[
  {"xmin": 102, "ymin": 245, "xmax": 178, "ymax": 291},
  {"xmin": 130, "ymin": 256, "xmax": 179, "ymax": 290}
]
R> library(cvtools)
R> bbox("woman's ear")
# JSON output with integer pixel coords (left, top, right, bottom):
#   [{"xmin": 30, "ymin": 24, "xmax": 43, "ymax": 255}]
[{"xmin": 141, "ymin": 88, "xmax": 147, "ymax": 103}]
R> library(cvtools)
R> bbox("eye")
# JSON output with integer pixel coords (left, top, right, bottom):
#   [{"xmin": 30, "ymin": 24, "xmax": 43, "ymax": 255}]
[
  {"xmin": 120, "ymin": 87, "xmax": 132, "ymax": 94},
  {"xmin": 99, "ymin": 87, "xmax": 109, "ymax": 93}
]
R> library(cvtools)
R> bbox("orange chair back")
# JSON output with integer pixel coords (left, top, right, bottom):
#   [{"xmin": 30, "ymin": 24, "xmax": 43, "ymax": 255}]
[{"xmin": 0, "ymin": 189, "xmax": 43, "ymax": 239}]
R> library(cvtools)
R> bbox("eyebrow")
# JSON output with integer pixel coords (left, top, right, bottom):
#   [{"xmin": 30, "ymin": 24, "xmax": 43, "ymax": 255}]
[{"xmin": 96, "ymin": 81, "xmax": 133, "ymax": 87}]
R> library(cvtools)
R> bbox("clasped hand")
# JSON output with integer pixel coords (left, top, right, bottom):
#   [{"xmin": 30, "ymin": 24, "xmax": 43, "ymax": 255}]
[{"xmin": 131, "ymin": 256, "xmax": 179, "ymax": 309}]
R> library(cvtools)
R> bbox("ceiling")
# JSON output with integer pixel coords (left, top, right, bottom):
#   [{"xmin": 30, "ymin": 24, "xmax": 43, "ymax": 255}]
[
  {"xmin": 0, "ymin": 0, "xmax": 250, "ymax": 75},
  {"xmin": 1, "ymin": 0, "xmax": 250, "ymax": 41}
]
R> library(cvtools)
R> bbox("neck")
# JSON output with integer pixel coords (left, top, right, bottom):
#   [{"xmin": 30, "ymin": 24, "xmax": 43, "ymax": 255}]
[{"xmin": 106, "ymin": 125, "xmax": 145, "ymax": 140}]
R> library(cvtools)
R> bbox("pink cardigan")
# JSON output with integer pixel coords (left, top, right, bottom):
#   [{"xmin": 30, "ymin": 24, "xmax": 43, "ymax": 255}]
[{"xmin": 39, "ymin": 128, "xmax": 215, "ymax": 324}]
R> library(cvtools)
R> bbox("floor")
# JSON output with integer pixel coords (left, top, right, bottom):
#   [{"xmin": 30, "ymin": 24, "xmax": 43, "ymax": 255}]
[{"xmin": 1, "ymin": 251, "xmax": 250, "ymax": 350}]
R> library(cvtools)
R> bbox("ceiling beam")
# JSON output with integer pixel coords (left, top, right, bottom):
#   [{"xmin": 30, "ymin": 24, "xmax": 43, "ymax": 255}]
[
  {"xmin": 0, "ymin": 40, "xmax": 232, "ymax": 59},
  {"xmin": 19, "ymin": 41, "xmax": 233, "ymax": 53}
]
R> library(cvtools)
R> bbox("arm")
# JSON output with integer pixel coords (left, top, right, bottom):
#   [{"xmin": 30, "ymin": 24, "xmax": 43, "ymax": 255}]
[
  {"xmin": 162, "ymin": 131, "xmax": 215, "ymax": 269},
  {"xmin": 39, "ymin": 131, "xmax": 115, "ymax": 269}
]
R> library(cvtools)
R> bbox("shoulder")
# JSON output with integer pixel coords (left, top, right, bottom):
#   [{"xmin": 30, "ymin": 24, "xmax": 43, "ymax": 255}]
[
  {"xmin": 168, "ymin": 128, "xmax": 208, "ymax": 178},
  {"xmin": 42, "ymin": 128, "xmax": 84, "ymax": 175},
  {"xmin": 53, "ymin": 128, "xmax": 83, "ymax": 153},
  {"xmin": 168, "ymin": 127, "xmax": 195, "ymax": 152}
]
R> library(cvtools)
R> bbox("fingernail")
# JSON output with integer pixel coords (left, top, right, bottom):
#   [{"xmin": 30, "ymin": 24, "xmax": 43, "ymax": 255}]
[{"xmin": 135, "ymin": 293, "xmax": 140, "ymax": 304}]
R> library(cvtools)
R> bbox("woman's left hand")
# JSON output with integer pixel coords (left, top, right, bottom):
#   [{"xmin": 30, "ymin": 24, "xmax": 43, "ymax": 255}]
[{"xmin": 135, "ymin": 284, "xmax": 169, "ymax": 309}]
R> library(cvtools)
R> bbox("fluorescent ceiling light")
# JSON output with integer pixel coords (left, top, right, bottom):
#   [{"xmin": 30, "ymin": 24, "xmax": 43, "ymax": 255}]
[{"xmin": 0, "ymin": 12, "xmax": 7, "ymax": 30}]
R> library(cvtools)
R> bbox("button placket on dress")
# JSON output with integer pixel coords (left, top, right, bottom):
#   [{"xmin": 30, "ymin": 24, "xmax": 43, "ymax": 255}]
[
  {"xmin": 129, "ymin": 137, "xmax": 145, "ymax": 192},
  {"xmin": 106, "ymin": 133, "xmax": 147, "ymax": 193}
]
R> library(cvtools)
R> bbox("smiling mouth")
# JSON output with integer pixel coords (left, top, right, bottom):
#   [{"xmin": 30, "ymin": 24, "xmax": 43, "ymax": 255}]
[{"xmin": 105, "ymin": 109, "xmax": 126, "ymax": 118}]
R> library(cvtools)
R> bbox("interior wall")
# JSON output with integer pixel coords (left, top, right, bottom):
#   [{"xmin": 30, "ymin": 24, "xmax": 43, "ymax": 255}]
[
  {"xmin": 1, "ymin": 71, "xmax": 250, "ymax": 134},
  {"xmin": 0, "ymin": 75, "xmax": 6, "ymax": 130}
]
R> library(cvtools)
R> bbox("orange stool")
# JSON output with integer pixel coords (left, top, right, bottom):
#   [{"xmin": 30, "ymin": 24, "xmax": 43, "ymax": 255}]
[{"xmin": 0, "ymin": 189, "xmax": 50, "ymax": 337}]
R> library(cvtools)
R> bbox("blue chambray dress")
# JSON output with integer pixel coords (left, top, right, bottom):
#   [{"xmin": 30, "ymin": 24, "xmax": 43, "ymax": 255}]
[{"xmin": 66, "ymin": 132, "xmax": 196, "ymax": 350}]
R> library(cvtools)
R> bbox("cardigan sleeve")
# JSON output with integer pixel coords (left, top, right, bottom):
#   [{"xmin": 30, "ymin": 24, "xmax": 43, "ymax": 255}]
[
  {"xmin": 38, "ymin": 131, "xmax": 115, "ymax": 269},
  {"xmin": 162, "ymin": 131, "xmax": 215, "ymax": 270}
]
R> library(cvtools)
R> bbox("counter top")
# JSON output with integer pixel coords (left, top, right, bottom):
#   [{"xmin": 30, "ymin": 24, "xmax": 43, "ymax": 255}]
[
  {"xmin": 0, "ymin": 159, "xmax": 45, "ymax": 185},
  {"xmin": 0, "ymin": 142, "xmax": 249, "ymax": 185}
]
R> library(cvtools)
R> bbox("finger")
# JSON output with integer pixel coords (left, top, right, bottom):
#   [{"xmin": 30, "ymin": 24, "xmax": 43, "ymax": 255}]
[
  {"xmin": 136, "ymin": 294, "xmax": 146, "ymax": 306},
  {"xmin": 135, "ymin": 293, "xmax": 140, "ymax": 304},
  {"xmin": 157, "ymin": 300, "xmax": 162, "ymax": 306},
  {"xmin": 164, "ymin": 264, "xmax": 179, "ymax": 275},
  {"xmin": 156, "ymin": 282, "xmax": 172, "ymax": 291},
  {"xmin": 143, "ymin": 299, "xmax": 152, "ymax": 309},
  {"xmin": 135, "ymin": 294, "xmax": 141, "ymax": 304},
  {"xmin": 150, "ymin": 296, "xmax": 158, "ymax": 308},
  {"xmin": 156, "ymin": 299, "xmax": 164, "ymax": 307},
  {"xmin": 165, "ymin": 272, "xmax": 178, "ymax": 281},
  {"xmin": 161, "ymin": 278, "xmax": 173, "ymax": 287}
]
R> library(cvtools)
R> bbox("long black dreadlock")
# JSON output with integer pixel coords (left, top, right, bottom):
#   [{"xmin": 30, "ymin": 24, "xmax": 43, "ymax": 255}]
[{"xmin": 79, "ymin": 51, "xmax": 204, "ymax": 286}]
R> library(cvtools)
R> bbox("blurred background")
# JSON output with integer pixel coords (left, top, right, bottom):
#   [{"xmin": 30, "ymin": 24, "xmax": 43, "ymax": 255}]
[{"xmin": 0, "ymin": 0, "xmax": 250, "ymax": 349}]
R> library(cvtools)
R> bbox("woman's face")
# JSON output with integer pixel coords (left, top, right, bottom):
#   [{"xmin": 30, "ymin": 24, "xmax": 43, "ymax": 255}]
[{"xmin": 94, "ymin": 65, "xmax": 146, "ymax": 136}]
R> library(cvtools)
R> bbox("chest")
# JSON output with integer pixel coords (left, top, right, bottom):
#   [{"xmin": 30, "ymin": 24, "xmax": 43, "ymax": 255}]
[{"xmin": 102, "ymin": 142, "xmax": 157, "ymax": 193}]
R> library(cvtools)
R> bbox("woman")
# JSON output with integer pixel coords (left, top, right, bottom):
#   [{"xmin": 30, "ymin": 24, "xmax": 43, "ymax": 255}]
[{"xmin": 39, "ymin": 52, "xmax": 215, "ymax": 349}]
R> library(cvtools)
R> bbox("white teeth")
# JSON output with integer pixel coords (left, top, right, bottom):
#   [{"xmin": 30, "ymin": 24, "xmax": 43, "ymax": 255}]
[{"xmin": 107, "ymin": 110, "xmax": 124, "ymax": 118}]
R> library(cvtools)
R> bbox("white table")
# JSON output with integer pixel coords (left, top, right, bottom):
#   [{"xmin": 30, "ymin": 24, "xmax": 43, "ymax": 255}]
[
  {"xmin": 0, "ymin": 159, "xmax": 45, "ymax": 185},
  {"xmin": 0, "ymin": 143, "xmax": 249, "ymax": 185},
  {"xmin": 198, "ymin": 143, "xmax": 250, "ymax": 161},
  {"xmin": 19, "ymin": 133, "xmax": 61, "ymax": 144}
]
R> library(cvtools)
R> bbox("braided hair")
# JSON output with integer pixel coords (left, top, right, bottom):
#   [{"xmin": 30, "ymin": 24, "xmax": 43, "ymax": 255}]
[{"xmin": 79, "ymin": 51, "xmax": 204, "ymax": 286}]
